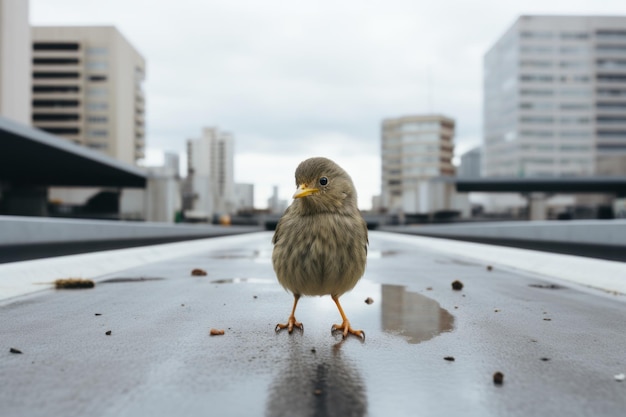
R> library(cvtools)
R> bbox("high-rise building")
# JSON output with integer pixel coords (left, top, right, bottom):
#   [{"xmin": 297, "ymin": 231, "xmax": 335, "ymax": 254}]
[
  {"xmin": 0, "ymin": 0, "xmax": 31, "ymax": 124},
  {"xmin": 458, "ymin": 146, "xmax": 482, "ymax": 178},
  {"xmin": 484, "ymin": 15, "xmax": 626, "ymax": 178},
  {"xmin": 31, "ymin": 26, "xmax": 145, "ymax": 165},
  {"xmin": 381, "ymin": 114, "xmax": 455, "ymax": 212},
  {"xmin": 185, "ymin": 127, "xmax": 236, "ymax": 219}
]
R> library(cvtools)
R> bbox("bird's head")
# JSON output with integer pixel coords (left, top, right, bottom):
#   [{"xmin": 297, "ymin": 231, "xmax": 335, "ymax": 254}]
[{"xmin": 291, "ymin": 157, "xmax": 358, "ymax": 214}]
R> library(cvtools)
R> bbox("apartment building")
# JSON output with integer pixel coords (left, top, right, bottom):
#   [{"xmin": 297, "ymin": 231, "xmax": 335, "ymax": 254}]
[
  {"xmin": 484, "ymin": 15, "xmax": 626, "ymax": 178},
  {"xmin": 381, "ymin": 114, "xmax": 455, "ymax": 212},
  {"xmin": 185, "ymin": 127, "xmax": 236, "ymax": 219},
  {"xmin": 31, "ymin": 26, "xmax": 145, "ymax": 165},
  {"xmin": 0, "ymin": 0, "xmax": 30, "ymax": 124}
]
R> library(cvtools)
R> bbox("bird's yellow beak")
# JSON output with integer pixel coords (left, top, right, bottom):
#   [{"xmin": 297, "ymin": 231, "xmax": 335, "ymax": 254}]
[{"xmin": 293, "ymin": 184, "xmax": 319, "ymax": 199}]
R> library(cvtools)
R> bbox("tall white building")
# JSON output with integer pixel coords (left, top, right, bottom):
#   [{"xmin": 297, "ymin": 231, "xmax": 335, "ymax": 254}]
[
  {"xmin": 186, "ymin": 127, "xmax": 236, "ymax": 219},
  {"xmin": 484, "ymin": 15, "xmax": 626, "ymax": 178},
  {"xmin": 31, "ymin": 26, "xmax": 145, "ymax": 165},
  {"xmin": 381, "ymin": 114, "xmax": 455, "ymax": 212},
  {"xmin": 0, "ymin": 0, "xmax": 31, "ymax": 124}
]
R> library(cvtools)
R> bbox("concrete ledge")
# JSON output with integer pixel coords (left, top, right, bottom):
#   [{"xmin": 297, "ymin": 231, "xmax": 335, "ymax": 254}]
[
  {"xmin": 381, "ymin": 219, "xmax": 626, "ymax": 246},
  {"xmin": 0, "ymin": 215, "xmax": 261, "ymax": 246}
]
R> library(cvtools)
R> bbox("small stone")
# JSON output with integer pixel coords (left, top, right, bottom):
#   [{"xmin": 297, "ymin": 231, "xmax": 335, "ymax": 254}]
[
  {"xmin": 10, "ymin": 348, "xmax": 22, "ymax": 354},
  {"xmin": 614, "ymin": 373, "xmax": 625, "ymax": 382},
  {"xmin": 105, "ymin": 330, "xmax": 112, "ymax": 336},
  {"xmin": 444, "ymin": 356, "xmax": 455, "ymax": 361},
  {"xmin": 487, "ymin": 265, "xmax": 493, "ymax": 271},
  {"xmin": 540, "ymin": 357, "xmax": 550, "ymax": 361},
  {"xmin": 364, "ymin": 297, "xmax": 374, "ymax": 305},
  {"xmin": 493, "ymin": 371, "xmax": 504, "ymax": 385},
  {"xmin": 210, "ymin": 328, "xmax": 225, "ymax": 336},
  {"xmin": 451, "ymin": 280, "xmax": 463, "ymax": 291},
  {"xmin": 191, "ymin": 268, "xmax": 207, "ymax": 276}
]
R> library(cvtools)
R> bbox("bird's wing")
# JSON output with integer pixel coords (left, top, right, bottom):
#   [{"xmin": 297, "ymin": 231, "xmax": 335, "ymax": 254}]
[{"xmin": 272, "ymin": 205, "xmax": 292, "ymax": 245}]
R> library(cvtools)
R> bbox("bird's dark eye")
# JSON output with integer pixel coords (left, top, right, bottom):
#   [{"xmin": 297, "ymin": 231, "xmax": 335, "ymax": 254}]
[{"xmin": 319, "ymin": 177, "xmax": 328, "ymax": 186}]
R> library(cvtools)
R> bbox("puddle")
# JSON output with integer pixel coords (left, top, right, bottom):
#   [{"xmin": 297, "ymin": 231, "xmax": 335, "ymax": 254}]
[
  {"xmin": 211, "ymin": 277, "xmax": 273, "ymax": 285},
  {"xmin": 100, "ymin": 277, "xmax": 165, "ymax": 284},
  {"xmin": 378, "ymin": 284, "xmax": 454, "ymax": 344},
  {"xmin": 366, "ymin": 250, "xmax": 399, "ymax": 259}
]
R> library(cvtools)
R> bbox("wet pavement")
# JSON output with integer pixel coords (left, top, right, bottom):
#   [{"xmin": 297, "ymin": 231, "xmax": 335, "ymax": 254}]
[{"xmin": 1, "ymin": 231, "xmax": 625, "ymax": 416}]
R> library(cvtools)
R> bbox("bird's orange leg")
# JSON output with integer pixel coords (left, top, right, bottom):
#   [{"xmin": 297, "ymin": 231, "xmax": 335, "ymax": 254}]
[
  {"xmin": 275, "ymin": 294, "xmax": 304, "ymax": 333},
  {"xmin": 331, "ymin": 295, "xmax": 365, "ymax": 340}
]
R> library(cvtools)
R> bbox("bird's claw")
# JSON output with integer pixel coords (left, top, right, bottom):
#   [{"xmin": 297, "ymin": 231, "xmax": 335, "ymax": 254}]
[
  {"xmin": 275, "ymin": 317, "xmax": 303, "ymax": 334},
  {"xmin": 331, "ymin": 321, "xmax": 365, "ymax": 340}
]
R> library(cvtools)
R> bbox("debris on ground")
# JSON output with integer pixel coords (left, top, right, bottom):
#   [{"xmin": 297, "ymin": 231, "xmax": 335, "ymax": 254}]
[
  {"xmin": 615, "ymin": 373, "xmax": 625, "ymax": 382},
  {"xmin": 493, "ymin": 371, "xmax": 504, "ymax": 385},
  {"xmin": 540, "ymin": 357, "xmax": 550, "ymax": 361},
  {"xmin": 426, "ymin": 287, "xmax": 433, "ymax": 291},
  {"xmin": 364, "ymin": 297, "xmax": 374, "ymax": 304},
  {"xmin": 444, "ymin": 356, "xmax": 455, "ymax": 361},
  {"xmin": 10, "ymin": 348, "xmax": 22, "ymax": 354},
  {"xmin": 54, "ymin": 278, "xmax": 95, "ymax": 289},
  {"xmin": 210, "ymin": 328, "xmax": 225, "ymax": 336},
  {"xmin": 191, "ymin": 268, "xmax": 207, "ymax": 276},
  {"xmin": 487, "ymin": 265, "xmax": 493, "ymax": 271},
  {"xmin": 105, "ymin": 331, "xmax": 112, "ymax": 336},
  {"xmin": 451, "ymin": 280, "xmax": 464, "ymax": 291}
]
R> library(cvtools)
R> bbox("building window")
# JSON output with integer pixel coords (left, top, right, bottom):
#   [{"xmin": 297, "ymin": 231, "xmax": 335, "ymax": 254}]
[
  {"xmin": 560, "ymin": 46, "xmax": 589, "ymax": 55},
  {"xmin": 561, "ymin": 131, "xmax": 591, "ymax": 138},
  {"xmin": 520, "ymin": 74, "xmax": 554, "ymax": 82},
  {"xmin": 560, "ymin": 116, "xmax": 590, "ymax": 124},
  {"xmin": 520, "ymin": 89, "xmax": 553, "ymax": 96},
  {"xmin": 86, "ymin": 61, "xmax": 108, "ymax": 71},
  {"xmin": 520, "ymin": 31, "xmax": 553, "ymax": 39},
  {"xmin": 33, "ymin": 113, "xmax": 80, "ymax": 121},
  {"xmin": 560, "ymin": 32, "xmax": 589, "ymax": 40},
  {"xmin": 560, "ymin": 103, "xmax": 591, "ymax": 110},
  {"xmin": 520, "ymin": 116, "xmax": 554, "ymax": 124},
  {"xmin": 86, "ymin": 47, "xmax": 108, "ymax": 55},
  {"xmin": 33, "ymin": 85, "xmax": 80, "ymax": 93},
  {"xmin": 40, "ymin": 127, "xmax": 80, "ymax": 135},
  {"xmin": 88, "ymin": 129, "xmax": 108, "ymax": 137},
  {"xmin": 87, "ymin": 102, "xmax": 108, "ymax": 110},
  {"xmin": 597, "ymin": 102, "xmax": 626, "ymax": 110},
  {"xmin": 33, "ymin": 72, "xmax": 80, "ymax": 79},
  {"xmin": 32, "ymin": 99, "xmax": 79, "ymax": 107},
  {"xmin": 596, "ymin": 44, "xmax": 626, "ymax": 54},
  {"xmin": 597, "ymin": 88, "xmax": 626, "ymax": 97},
  {"xmin": 33, "ymin": 58, "xmax": 80, "ymax": 65},
  {"xmin": 87, "ymin": 143, "xmax": 108, "ymax": 150},
  {"xmin": 88, "ymin": 75, "xmax": 107, "ymax": 82},
  {"xmin": 87, "ymin": 88, "xmax": 107, "ymax": 97},
  {"xmin": 33, "ymin": 42, "xmax": 80, "ymax": 51},
  {"xmin": 87, "ymin": 116, "xmax": 108, "ymax": 123},
  {"xmin": 596, "ymin": 30, "xmax": 626, "ymax": 41},
  {"xmin": 520, "ymin": 60, "xmax": 552, "ymax": 68},
  {"xmin": 597, "ymin": 116, "xmax": 626, "ymax": 124}
]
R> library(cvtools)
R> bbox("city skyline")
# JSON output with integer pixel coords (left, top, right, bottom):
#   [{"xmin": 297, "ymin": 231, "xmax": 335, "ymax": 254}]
[{"xmin": 30, "ymin": 0, "xmax": 626, "ymax": 209}]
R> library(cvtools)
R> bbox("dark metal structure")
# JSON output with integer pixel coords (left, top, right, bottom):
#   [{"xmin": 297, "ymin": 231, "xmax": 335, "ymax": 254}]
[{"xmin": 0, "ymin": 116, "xmax": 146, "ymax": 188}]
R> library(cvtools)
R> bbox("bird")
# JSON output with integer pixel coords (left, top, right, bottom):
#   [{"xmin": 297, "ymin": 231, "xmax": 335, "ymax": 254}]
[{"xmin": 272, "ymin": 157, "xmax": 368, "ymax": 339}]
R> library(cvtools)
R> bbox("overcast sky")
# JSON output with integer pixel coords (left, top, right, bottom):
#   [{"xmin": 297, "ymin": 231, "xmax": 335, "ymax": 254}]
[{"xmin": 30, "ymin": 0, "xmax": 626, "ymax": 209}]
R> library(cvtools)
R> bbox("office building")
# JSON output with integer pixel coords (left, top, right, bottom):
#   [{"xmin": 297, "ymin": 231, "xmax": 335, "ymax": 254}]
[
  {"xmin": 31, "ymin": 26, "xmax": 145, "ymax": 165},
  {"xmin": 0, "ymin": 0, "xmax": 31, "ymax": 124},
  {"xmin": 381, "ymin": 114, "xmax": 455, "ymax": 212},
  {"xmin": 185, "ymin": 127, "xmax": 236, "ymax": 220},
  {"xmin": 458, "ymin": 146, "xmax": 482, "ymax": 178},
  {"xmin": 484, "ymin": 15, "xmax": 626, "ymax": 178},
  {"xmin": 234, "ymin": 183, "xmax": 254, "ymax": 213}
]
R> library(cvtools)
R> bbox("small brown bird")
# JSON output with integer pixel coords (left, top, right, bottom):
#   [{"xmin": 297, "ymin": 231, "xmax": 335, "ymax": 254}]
[{"xmin": 272, "ymin": 157, "xmax": 368, "ymax": 339}]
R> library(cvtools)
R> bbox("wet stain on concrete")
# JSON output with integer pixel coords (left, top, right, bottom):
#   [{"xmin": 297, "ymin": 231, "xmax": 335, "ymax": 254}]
[
  {"xmin": 529, "ymin": 283, "xmax": 565, "ymax": 290},
  {"xmin": 99, "ymin": 277, "xmax": 165, "ymax": 284}
]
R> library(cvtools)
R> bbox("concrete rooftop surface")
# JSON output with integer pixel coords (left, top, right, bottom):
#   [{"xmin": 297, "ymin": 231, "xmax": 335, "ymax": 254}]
[{"xmin": 1, "ymin": 231, "xmax": 625, "ymax": 417}]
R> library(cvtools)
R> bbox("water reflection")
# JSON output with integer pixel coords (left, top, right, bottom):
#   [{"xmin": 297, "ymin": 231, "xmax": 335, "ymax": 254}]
[
  {"xmin": 265, "ymin": 341, "xmax": 367, "ymax": 417},
  {"xmin": 381, "ymin": 284, "xmax": 454, "ymax": 344}
]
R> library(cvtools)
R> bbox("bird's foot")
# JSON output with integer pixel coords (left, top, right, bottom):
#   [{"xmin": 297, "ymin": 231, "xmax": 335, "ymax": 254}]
[
  {"xmin": 275, "ymin": 316, "xmax": 303, "ymax": 334},
  {"xmin": 331, "ymin": 320, "xmax": 365, "ymax": 340}
]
